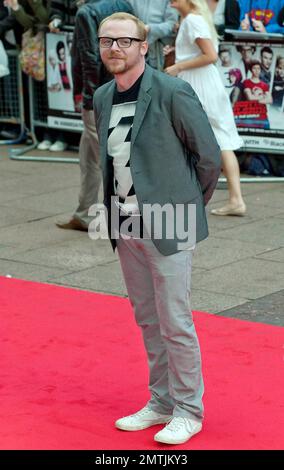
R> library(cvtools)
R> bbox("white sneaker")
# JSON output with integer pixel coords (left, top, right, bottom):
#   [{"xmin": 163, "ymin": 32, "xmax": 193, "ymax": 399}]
[
  {"xmin": 154, "ymin": 416, "xmax": 202, "ymax": 444},
  {"xmin": 37, "ymin": 139, "xmax": 52, "ymax": 150},
  {"xmin": 49, "ymin": 140, "xmax": 67, "ymax": 152},
  {"xmin": 115, "ymin": 406, "xmax": 172, "ymax": 431}
]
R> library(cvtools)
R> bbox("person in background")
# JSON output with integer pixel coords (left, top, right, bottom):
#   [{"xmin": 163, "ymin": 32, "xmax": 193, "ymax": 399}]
[
  {"xmin": 278, "ymin": 6, "xmax": 284, "ymax": 27},
  {"xmin": 207, "ymin": 0, "xmax": 240, "ymax": 34},
  {"xmin": 3, "ymin": 0, "xmax": 68, "ymax": 34},
  {"xmin": 259, "ymin": 46, "xmax": 273, "ymax": 85},
  {"xmin": 56, "ymin": 39, "xmax": 71, "ymax": 91},
  {"xmin": 38, "ymin": 38, "xmax": 70, "ymax": 152},
  {"xmin": 48, "ymin": 0, "xmax": 68, "ymax": 33},
  {"xmin": 0, "ymin": 1, "xmax": 17, "ymax": 139},
  {"xmin": 47, "ymin": 49, "xmax": 61, "ymax": 92},
  {"xmin": 0, "ymin": 0, "xmax": 20, "ymax": 46},
  {"xmin": 217, "ymin": 46, "xmax": 235, "ymax": 91},
  {"xmin": 56, "ymin": 0, "xmax": 134, "ymax": 232},
  {"xmin": 239, "ymin": 0, "xmax": 284, "ymax": 34},
  {"xmin": 236, "ymin": 44, "xmax": 256, "ymax": 79},
  {"xmin": 1, "ymin": 0, "xmax": 51, "ymax": 141},
  {"xmin": 228, "ymin": 67, "xmax": 244, "ymax": 104},
  {"xmin": 1, "ymin": 0, "xmax": 71, "ymax": 148},
  {"xmin": 271, "ymin": 56, "xmax": 284, "ymax": 108},
  {"xmin": 243, "ymin": 60, "xmax": 273, "ymax": 104},
  {"xmin": 1, "ymin": 0, "xmax": 67, "ymax": 43},
  {"xmin": 128, "ymin": 0, "xmax": 178, "ymax": 70},
  {"xmin": 165, "ymin": 0, "xmax": 246, "ymax": 217}
]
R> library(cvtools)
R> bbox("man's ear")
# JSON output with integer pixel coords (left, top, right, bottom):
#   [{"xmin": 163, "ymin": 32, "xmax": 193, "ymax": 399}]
[{"xmin": 141, "ymin": 41, "xmax": 149, "ymax": 57}]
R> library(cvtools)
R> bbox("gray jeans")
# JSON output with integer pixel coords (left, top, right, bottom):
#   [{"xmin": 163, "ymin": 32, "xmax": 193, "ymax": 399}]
[
  {"xmin": 74, "ymin": 109, "xmax": 101, "ymax": 226},
  {"xmin": 117, "ymin": 237, "xmax": 204, "ymax": 422}
]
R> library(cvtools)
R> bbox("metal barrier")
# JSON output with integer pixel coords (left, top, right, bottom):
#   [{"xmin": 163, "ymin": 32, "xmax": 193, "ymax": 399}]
[
  {"xmin": 0, "ymin": 49, "xmax": 26, "ymax": 145},
  {"xmin": 9, "ymin": 76, "xmax": 79, "ymax": 163}
]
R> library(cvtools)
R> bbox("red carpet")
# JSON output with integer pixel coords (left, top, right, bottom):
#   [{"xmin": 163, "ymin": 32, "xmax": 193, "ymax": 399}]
[{"xmin": 0, "ymin": 276, "xmax": 283, "ymax": 450}]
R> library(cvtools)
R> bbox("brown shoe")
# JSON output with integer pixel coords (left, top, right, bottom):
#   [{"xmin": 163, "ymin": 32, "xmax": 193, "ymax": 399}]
[{"xmin": 56, "ymin": 218, "xmax": 88, "ymax": 232}]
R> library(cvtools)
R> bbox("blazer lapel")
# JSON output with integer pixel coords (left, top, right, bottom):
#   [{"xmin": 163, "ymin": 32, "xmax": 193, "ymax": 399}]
[
  {"xmin": 131, "ymin": 65, "xmax": 153, "ymax": 145},
  {"xmin": 98, "ymin": 80, "xmax": 115, "ymax": 166}
]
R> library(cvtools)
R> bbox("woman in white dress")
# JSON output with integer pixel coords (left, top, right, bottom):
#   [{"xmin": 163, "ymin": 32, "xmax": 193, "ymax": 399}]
[{"xmin": 165, "ymin": 0, "xmax": 246, "ymax": 216}]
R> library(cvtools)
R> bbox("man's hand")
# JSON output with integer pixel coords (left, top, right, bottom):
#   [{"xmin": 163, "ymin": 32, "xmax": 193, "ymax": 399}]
[
  {"xmin": 3, "ymin": 0, "xmax": 20, "ymax": 11},
  {"xmin": 241, "ymin": 13, "xmax": 250, "ymax": 30},
  {"xmin": 163, "ymin": 44, "xmax": 175, "ymax": 56},
  {"xmin": 251, "ymin": 18, "xmax": 266, "ymax": 32},
  {"xmin": 49, "ymin": 19, "xmax": 62, "ymax": 33}
]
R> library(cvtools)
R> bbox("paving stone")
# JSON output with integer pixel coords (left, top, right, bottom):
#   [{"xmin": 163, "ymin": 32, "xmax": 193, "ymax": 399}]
[
  {"xmin": 0, "ymin": 173, "xmax": 79, "ymax": 196},
  {"xmin": 1, "ymin": 187, "xmax": 79, "ymax": 214},
  {"xmin": 219, "ymin": 290, "xmax": 284, "ymax": 326},
  {"xmin": 193, "ymin": 258, "xmax": 284, "ymax": 300},
  {"xmin": 52, "ymin": 261, "xmax": 128, "ymax": 296},
  {"xmin": 191, "ymin": 288, "xmax": 248, "ymax": 314},
  {"xmin": 0, "ymin": 259, "xmax": 73, "ymax": 282},
  {"xmin": 256, "ymin": 247, "xmax": 284, "ymax": 263},
  {"xmin": 0, "ymin": 205, "xmax": 50, "ymax": 228},
  {"xmin": 242, "ymin": 188, "xmax": 284, "ymax": 209},
  {"xmin": 6, "ymin": 238, "xmax": 116, "ymax": 270},
  {"xmin": 0, "ymin": 216, "xmax": 83, "ymax": 250},
  {"xmin": 238, "ymin": 182, "xmax": 284, "ymax": 194},
  {"xmin": 193, "ymin": 236, "xmax": 270, "ymax": 270},
  {"xmin": 0, "ymin": 189, "xmax": 29, "ymax": 203},
  {"xmin": 214, "ymin": 218, "xmax": 284, "ymax": 249}
]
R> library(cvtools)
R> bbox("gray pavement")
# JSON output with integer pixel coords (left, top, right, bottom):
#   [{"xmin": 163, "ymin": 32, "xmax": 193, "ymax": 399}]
[{"xmin": 0, "ymin": 144, "xmax": 283, "ymax": 326}]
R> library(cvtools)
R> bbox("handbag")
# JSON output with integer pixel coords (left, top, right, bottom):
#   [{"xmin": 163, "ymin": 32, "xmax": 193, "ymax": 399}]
[{"xmin": 19, "ymin": 29, "xmax": 45, "ymax": 81}]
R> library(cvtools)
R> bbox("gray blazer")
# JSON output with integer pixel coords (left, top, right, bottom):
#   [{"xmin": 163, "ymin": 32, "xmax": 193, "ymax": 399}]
[{"xmin": 93, "ymin": 65, "xmax": 221, "ymax": 255}]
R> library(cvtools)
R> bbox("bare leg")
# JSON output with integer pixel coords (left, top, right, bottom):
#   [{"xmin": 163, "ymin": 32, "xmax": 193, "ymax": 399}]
[{"xmin": 211, "ymin": 150, "xmax": 246, "ymax": 216}]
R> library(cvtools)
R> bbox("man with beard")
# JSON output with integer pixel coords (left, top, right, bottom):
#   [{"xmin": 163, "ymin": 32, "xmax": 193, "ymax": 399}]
[{"xmin": 93, "ymin": 12, "xmax": 221, "ymax": 445}]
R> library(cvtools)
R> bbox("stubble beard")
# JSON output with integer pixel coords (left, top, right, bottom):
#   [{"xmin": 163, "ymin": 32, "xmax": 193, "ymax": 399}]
[
  {"xmin": 103, "ymin": 54, "xmax": 128, "ymax": 75},
  {"xmin": 106, "ymin": 61, "xmax": 128, "ymax": 74}
]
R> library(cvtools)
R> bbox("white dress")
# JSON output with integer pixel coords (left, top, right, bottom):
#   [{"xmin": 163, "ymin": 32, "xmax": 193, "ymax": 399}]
[{"xmin": 175, "ymin": 14, "xmax": 243, "ymax": 150}]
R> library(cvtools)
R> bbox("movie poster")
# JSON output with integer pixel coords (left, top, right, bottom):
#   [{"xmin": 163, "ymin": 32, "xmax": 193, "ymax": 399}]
[
  {"xmin": 217, "ymin": 41, "xmax": 284, "ymax": 152},
  {"xmin": 46, "ymin": 32, "xmax": 83, "ymax": 131}
]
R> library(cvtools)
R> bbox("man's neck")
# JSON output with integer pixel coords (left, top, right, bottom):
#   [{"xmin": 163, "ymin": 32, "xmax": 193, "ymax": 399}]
[{"xmin": 115, "ymin": 64, "xmax": 145, "ymax": 92}]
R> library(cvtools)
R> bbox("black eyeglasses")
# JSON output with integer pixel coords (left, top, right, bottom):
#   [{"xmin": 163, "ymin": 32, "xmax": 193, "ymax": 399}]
[{"xmin": 99, "ymin": 37, "xmax": 143, "ymax": 48}]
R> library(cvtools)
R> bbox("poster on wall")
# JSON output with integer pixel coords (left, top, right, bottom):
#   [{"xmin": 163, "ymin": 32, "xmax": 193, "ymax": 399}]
[
  {"xmin": 46, "ymin": 32, "xmax": 83, "ymax": 132},
  {"xmin": 217, "ymin": 41, "xmax": 284, "ymax": 152}
]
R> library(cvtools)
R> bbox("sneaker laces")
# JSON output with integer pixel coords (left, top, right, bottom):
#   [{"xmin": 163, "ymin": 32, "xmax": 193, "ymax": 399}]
[
  {"xmin": 129, "ymin": 406, "xmax": 153, "ymax": 419},
  {"xmin": 165, "ymin": 416, "xmax": 192, "ymax": 432}
]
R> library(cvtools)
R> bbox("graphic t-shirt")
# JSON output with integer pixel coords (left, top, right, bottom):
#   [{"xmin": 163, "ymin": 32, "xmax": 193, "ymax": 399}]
[
  {"xmin": 238, "ymin": 0, "xmax": 284, "ymax": 33},
  {"xmin": 243, "ymin": 78, "xmax": 269, "ymax": 98},
  {"xmin": 107, "ymin": 73, "xmax": 143, "ymax": 216}
]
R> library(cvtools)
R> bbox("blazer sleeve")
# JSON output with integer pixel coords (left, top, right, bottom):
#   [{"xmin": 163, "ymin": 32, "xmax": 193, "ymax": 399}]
[
  {"xmin": 12, "ymin": 0, "xmax": 50, "ymax": 29},
  {"xmin": 171, "ymin": 81, "xmax": 221, "ymax": 205}
]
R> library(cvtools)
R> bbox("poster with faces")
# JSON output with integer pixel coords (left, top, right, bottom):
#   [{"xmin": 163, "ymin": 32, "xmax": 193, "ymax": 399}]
[
  {"xmin": 217, "ymin": 41, "xmax": 284, "ymax": 152},
  {"xmin": 46, "ymin": 32, "xmax": 83, "ymax": 131}
]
